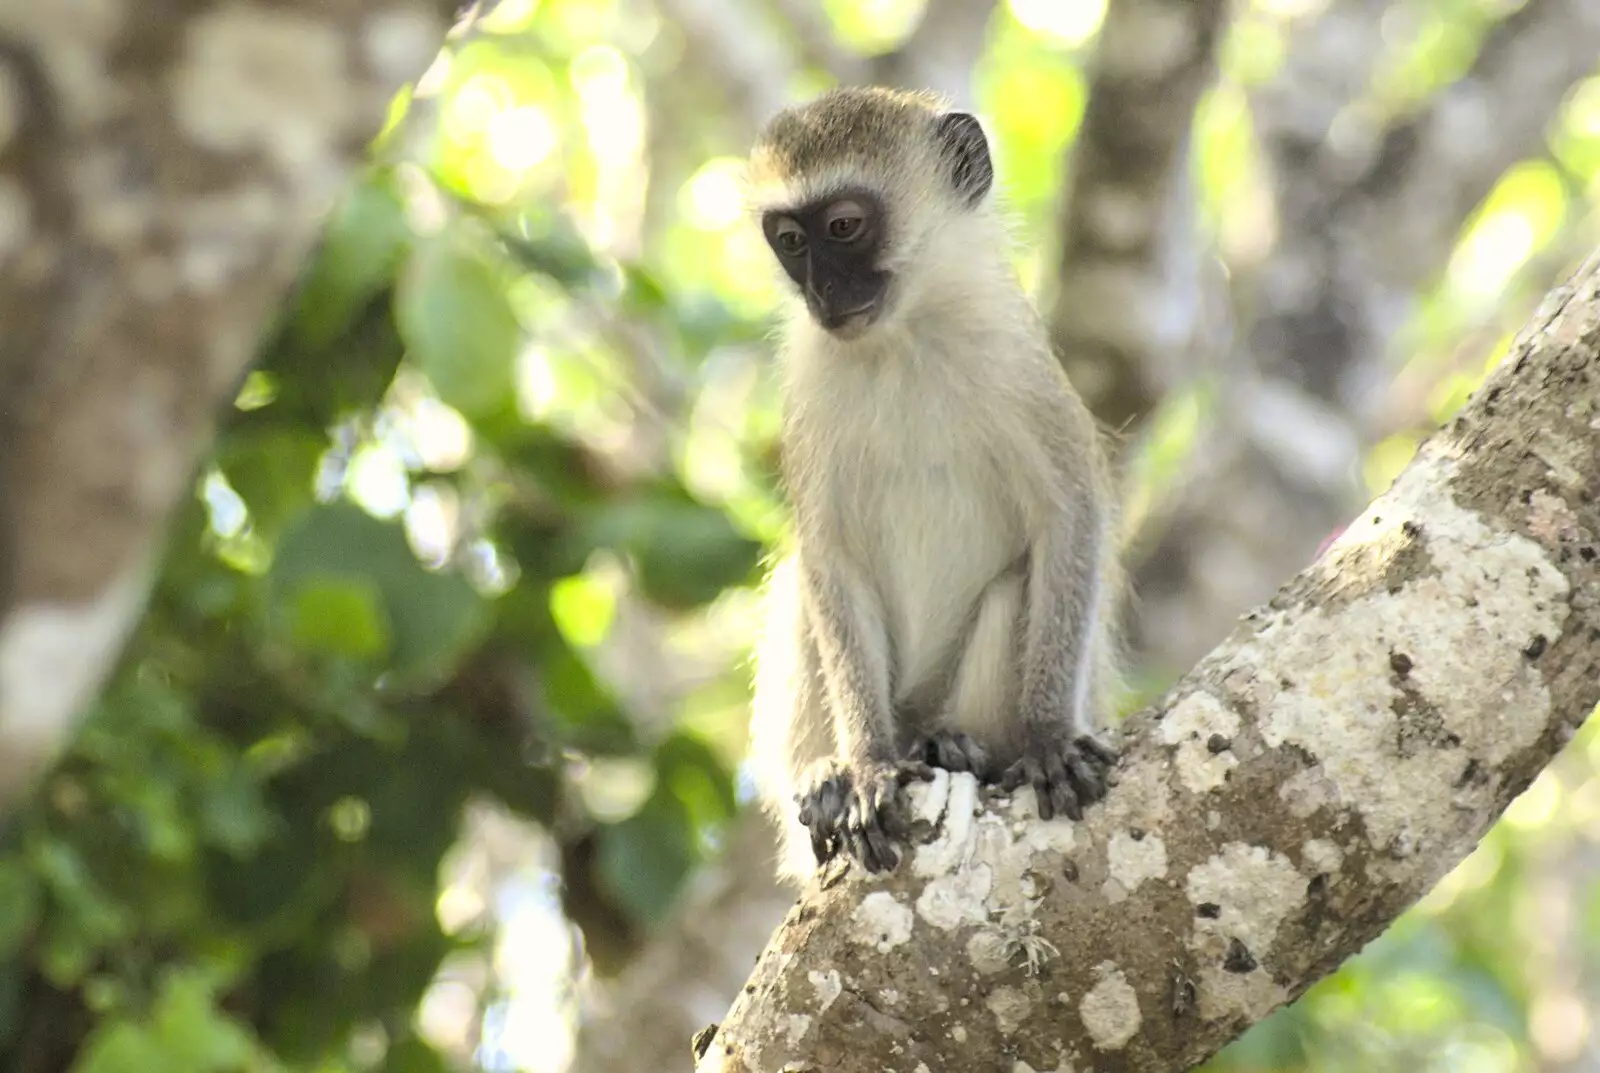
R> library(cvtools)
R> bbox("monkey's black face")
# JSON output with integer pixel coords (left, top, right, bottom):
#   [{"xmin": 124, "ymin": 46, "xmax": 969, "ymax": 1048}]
[{"xmin": 762, "ymin": 189, "xmax": 891, "ymax": 338}]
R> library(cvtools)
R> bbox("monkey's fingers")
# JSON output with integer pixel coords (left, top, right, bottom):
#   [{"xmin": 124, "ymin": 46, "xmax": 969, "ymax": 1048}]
[
  {"xmin": 913, "ymin": 731, "xmax": 991, "ymax": 779},
  {"xmin": 1077, "ymin": 735, "xmax": 1119, "ymax": 767},
  {"xmin": 998, "ymin": 759, "xmax": 1030, "ymax": 796},
  {"xmin": 1043, "ymin": 750, "xmax": 1084, "ymax": 822},
  {"xmin": 1061, "ymin": 746, "xmax": 1106, "ymax": 804},
  {"xmin": 897, "ymin": 759, "xmax": 939, "ymax": 783},
  {"xmin": 808, "ymin": 821, "xmax": 837, "ymax": 866},
  {"xmin": 844, "ymin": 799, "xmax": 900, "ymax": 874}
]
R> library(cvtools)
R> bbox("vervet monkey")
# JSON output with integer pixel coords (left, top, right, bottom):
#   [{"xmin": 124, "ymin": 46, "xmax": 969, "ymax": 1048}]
[{"xmin": 744, "ymin": 87, "xmax": 1122, "ymax": 884}]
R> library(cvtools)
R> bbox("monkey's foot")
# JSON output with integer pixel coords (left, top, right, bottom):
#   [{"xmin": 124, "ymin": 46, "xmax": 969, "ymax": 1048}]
[
  {"xmin": 795, "ymin": 759, "xmax": 925, "ymax": 875},
  {"xmin": 904, "ymin": 730, "xmax": 993, "ymax": 781},
  {"xmin": 999, "ymin": 734, "xmax": 1119, "ymax": 822}
]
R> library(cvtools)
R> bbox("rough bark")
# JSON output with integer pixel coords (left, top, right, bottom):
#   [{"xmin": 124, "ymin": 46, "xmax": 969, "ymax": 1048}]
[
  {"xmin": 1040, "ymin": 0, "xmax": 1233, "ymax": 434},
  {"xmin": 1129, "ymin": 0, "xmax": 1600, "ymax": 675},
  {"xmin": 0, "ymin": 1, "xmax": 455, "ymax": 811},
  {"xmin": 693, "ymin": 249, "xmax": 1600, "ymax": 1073}
]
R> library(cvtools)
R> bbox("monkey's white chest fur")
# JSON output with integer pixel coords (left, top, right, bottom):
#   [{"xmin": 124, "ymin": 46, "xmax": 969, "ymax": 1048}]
[{"xmin": 792, "ymin": 337, "xmax": 1031, "ymax": 711}]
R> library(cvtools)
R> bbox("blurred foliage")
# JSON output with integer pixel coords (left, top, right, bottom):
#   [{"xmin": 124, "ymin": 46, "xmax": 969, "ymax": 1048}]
[{"xmin": 4, "ymin": 0, "xmax": 1600, "ymax": 1071}]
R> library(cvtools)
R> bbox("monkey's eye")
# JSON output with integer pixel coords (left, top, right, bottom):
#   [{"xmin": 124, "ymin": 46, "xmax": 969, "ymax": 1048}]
[
  {"xmin": 828, "ymin": 215, "xmax": 863, "ymax": 241},
  {"xmin": 773, "ymin": 220, "xmax": 807, "ymax": 256},
  {"xmin": 824, "ymin": 199, "xmax": 868, "ymax": 242}
]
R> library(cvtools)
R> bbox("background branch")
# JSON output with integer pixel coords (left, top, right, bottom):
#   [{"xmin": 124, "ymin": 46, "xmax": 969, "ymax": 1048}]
[
  {"xmin": 1042, "ymin": 0, "xmax": 1234, "ymax": 434},
  {"xmin": 1127, "ymin": 0, "xmax": 1600, "ymax": 674}
]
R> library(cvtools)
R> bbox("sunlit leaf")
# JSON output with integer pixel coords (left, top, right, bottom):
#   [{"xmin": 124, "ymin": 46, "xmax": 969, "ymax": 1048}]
[
  {"xmin": 290, "ymin": 172, "xmax": 413, "ymax": 349},
  {"xmin": 595, "ymin": 789, "xmax": 695, "ymax": 925},
  {"xmin": 396, "ymin": 234, "xmax": 524, "ymax": 421},
  {"xmin": 267, "ymin": 504, "xmax": 490, "ymax": 687},
  {"xmin": 0, "ymin": 863, "xmax": 40, "ymax": 958},
  {"xmin": 288, "ymin": 578, "xmax": 393, "ymax": 660}
]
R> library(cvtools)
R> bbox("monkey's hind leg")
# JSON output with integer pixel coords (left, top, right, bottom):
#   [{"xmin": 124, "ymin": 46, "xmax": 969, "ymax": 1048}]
[{"xmin": 905, "ymin": 570, "xmax": 1024, "ymax": 783}]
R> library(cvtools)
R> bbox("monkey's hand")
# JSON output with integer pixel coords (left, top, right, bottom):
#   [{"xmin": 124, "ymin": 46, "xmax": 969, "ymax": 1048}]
[
  {"xmin": 903, "ymin": 729, "xmax": 994, "ymax": 782},
  {"xmin": 999, "ymin": 733, "xmax": 1118, "ymax": 822},
  {"xmin": 795, "ymin": 758, "xmax": 928, "ymax": 875}
]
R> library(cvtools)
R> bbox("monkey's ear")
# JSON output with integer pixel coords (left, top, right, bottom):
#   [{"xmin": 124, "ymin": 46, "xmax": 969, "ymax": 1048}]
[{"xmin": 936, "ymin": 112, "xmax": 993, "ymax": 207}]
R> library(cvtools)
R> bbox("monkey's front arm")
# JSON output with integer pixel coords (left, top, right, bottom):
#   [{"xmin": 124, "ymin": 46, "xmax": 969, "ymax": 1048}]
[{"xmin": 795, "ymin": 555, "xmax": 928, "ymax": 873}]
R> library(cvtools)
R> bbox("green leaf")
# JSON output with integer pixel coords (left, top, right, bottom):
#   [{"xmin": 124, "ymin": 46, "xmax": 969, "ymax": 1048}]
[
  {"xmin": 384, "ymin": 1036, "xmax": 451, "ymax": 1073},
  {"xmin": 500, "ymin": 212, "xmax": 599, "ymax": 288},
  {"xmin": 536, "ymin": 632, "xmax": 636, "ymax": 755},
  {"xmin": 75, "ymin": 1020, "xmax": 167, "ymax": 1073},
  {"xmin": 595, "ymin": 790, "xmax": 696, "ymax": 926},
  {"xmin": 396, "ymin": 234, "xmax": 523, "ymax": 420},
  {"xmin": 288, "ymin": 577, "xmax": 392, "ymax": 660},
  {"xmin": 0, "ymin": 862, "xmax": 40, "ymax": 957},
  {"xmin": 214, "ymin": 429, "xmax": 326, "ymax": 544},
  {"xmin": 290, "ymin": 172, "xmax": 413, "ymax": 349},
  {"xmin": 573, "ymin": 484, "xmax": 764, "ymax": 610},
  {"xmin": 154, "ymin": 969, "xmax": 258, "ymax": 1071},
  {"xmin": 266, "ymin": 504, "xmax": 490, "ymax": 688},
  {"xmin": 198, "ymin": 768, "xmax": 275, "ymax": 858},
  {"xmin": 654, "ymin": 732, "xmax": 737, "ymax": 829}
]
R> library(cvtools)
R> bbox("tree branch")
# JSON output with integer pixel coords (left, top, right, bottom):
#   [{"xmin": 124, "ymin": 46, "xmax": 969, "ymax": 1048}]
[
  {"xmin": 867, "ymin": 0, "xmax": 1002, "ymax": 103},
  {"xmin": 1040, "ymin": 0, "xmax": 1234, "ymax": 434},
  {"xmin": 0, "ymin": 0, "xmax": 455, "ymax": 812},
  {"xmin": 695, "ymin": 248, "xmax": 1600, "ymax": 1072}
]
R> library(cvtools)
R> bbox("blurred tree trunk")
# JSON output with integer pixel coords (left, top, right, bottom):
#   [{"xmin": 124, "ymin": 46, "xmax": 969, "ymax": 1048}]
[
  {"xmin": 0, "ymin": 2, "xmax": 456, "ymax": 813},
  {"xmin": 1124, "ymin": 0, "xmax": 1600, "ymax": 677}
]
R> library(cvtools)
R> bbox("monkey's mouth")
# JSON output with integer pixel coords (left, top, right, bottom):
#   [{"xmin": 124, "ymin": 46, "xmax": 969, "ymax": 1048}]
[{"xmin": 817, "ymin": 299, "xmax": 881, "ymax": 337}]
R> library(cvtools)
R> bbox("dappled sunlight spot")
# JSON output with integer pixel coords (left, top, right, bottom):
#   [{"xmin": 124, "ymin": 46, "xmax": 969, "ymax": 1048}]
[
  {"xmin": 824, "ymin": 0, "xmax": 925, "ymax": 53},
  {"xmin": 1008, "ymin": 0, "xmax": 1106, "ymax": 46},
  {"xmin": 517, "ymin": 342, "xmax": 561, "ymax": 419},
  {"xmin": 485, "ymin": 879, "xmax": 580, "ymax": 1073},
  {"xmin": 405, "ymin": 483, "xmax": 461, "ymax": 567},
  {"xmin": 1567, "ymin": 771, "xmax": 1600, "ymax": 837},
  {"xmin": 436, "ymin": 882, "xmax": 487, "ymax": 934},
  {"xmin": 1502, "ymin": 769, "xmax": 1562, "ymax": 832},
  {"xmin": 1530, "ymin": 990, "xmax": 1591, "ymax": 1063},
  {"xmin": 1362, "ymin": 433, "xmax": 1418, "ymax": 497},
  {"xmin": 346, "ymin": 443, "xmax": 412, "ymax": 519},
  {"xmin": 574, "ymin": 755, "xmax": 658, "ymax": 823},
  {"xmin": 1447, "ymin": 162, "xmax": 1569, "ymax": 303},
  {"xmin": 486, "ymin": 105, "xmax": 560, "ymax": 174},
  {"xmin": 573, "ymin": 47, "xmax": 646, "ymax": 223},
  {"xmin": 1447, "ymin": 213, "xmax": 1537, "ymax": 302},
  {"xmin": 550, "ymin": 567, "xmax": 623, "ymax": 648},
  {"xmin": 444, "ymin": 73, "xmax": 517, "ymax": 142},
  {"xmin": 1256, "ymin": 0, "xmax": 1326, "ymax": 20},
  {"xmin": 483, "ymin": 0, "xmax": 543, "ymax": 32},
  {"xmin": 417, "ymin": 978, "xmax": 481, "ymax": 1055},
  {"xmin": 1562, "ymin": 77, "xmax": 1600, "ymax": 137},
  {"xmin": 407, "ymin": 395, "xmax": 475, "ymax": 471},
  {"xmin": 202, "ymin": 469, "xmax": 249, "ymax": 539},
  {"xmin": 398, "ymin": 161, "xmax": 450, "ymax": 235},
  {"xmin": 1416, "ymin": 839, "xmax": 1502, "ymax": 916},
  {"xmin": 681, "ymin": 158, "xmax": 748, "ymax": 232},
  {"xmin": 1433, "ymin": 1027, "xmax": 1523, "ymax": 1073}
]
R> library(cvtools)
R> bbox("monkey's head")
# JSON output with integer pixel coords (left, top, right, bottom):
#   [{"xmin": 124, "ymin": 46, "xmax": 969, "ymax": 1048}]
[{"xmin": 746, "ymin": 87, "xmax": 995, "ymax": 341}]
